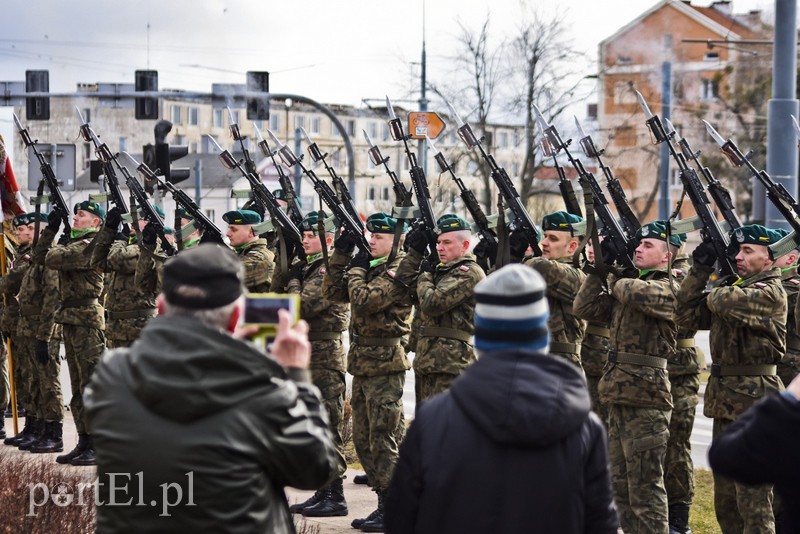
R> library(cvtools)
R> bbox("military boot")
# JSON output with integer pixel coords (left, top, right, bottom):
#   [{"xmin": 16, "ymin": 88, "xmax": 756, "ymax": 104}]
[
  {"xmin": 0, "ymin": 418, "xmax": 5, "ymax": 440},
  {"xmin": 359, "ymin": 489, "xmax": 386, "ymax": 532},
  {"xmin": 353, "ymin": 473, "xmax": 370, "ymax": 485},
  {"xmin": 668, "ymin": 504, "xmax": 692, "ymax": 534},
  {"xmin": 4, "ymin": 416, "xmax": 33, "ymax": 446},
  {"xmin": 69, "ymin": 435, "xmax": 97, "ymax": 466},
  {"xmin": 30, "ymin": 421, "xmax": 64, "ymax": 454},
  {"xmin": 288, "ymin": 489, "xmax": 323, "ymax": 514},
  {"xmin": 17, "ymin": 419, "xmax": 44, "ymax": 450},
  {"xmin": 56, "ymin": 433, "xmax": 88, "ymax": 464},
  {"xmin": 351, "ymin": 503, "xmax": 380, "ymax": 529},
  {"xmin": 302, "ymin": 478, "xmax": 348, "ymax": 517}
]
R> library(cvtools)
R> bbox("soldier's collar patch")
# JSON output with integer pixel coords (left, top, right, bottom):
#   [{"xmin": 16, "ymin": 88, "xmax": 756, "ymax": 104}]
[
  {"xmin": 753, "ymin": 282, "xmax": 767, "ymax": 288},
  {"xmin": 386, "ymin": 270, "xmax": 396, "ymax": 278},
  {"xmin": 789, "ymin": 278, "xmax": 800, "ymax": 285}
]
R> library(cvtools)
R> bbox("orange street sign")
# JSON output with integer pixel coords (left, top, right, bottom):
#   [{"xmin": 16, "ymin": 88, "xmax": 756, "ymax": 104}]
[{"xmin": 408, "ymin": 112, "xmax": 446, "ymax": 139}]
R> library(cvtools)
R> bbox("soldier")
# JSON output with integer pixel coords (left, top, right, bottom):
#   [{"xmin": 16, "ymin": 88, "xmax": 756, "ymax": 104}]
[
  {"xmin": 285, "ymin": 211, "xmax": 350, "ymax": 518},
  {"xmin": 91, "ymin": 207, "xmax": 160, "ymax": 348},
  {"xmin": 665, "ymin": 230, "xmax": 702, "ymax": 534},
  {"xmin": 396, "ymin": 214, "xmax": 484, "ymax": 405},
  {"xmin": 7, "ymin": 212, "xmax": 63, "ymax": 453},
  {"xmin": 2, "ymin": 213, "xmax": 42, "ymax": 447},
  {"xmin": 0, "ymin": 214, "xmax": 17, "ymax": 436},
  {"xmin": 524, "ymin": 211, "xmax": 586, "ymax": 369},
  {"xmin": 675, "ymin": 224, "xmax": 786, "ymax": 534},
  {"xmin": 174, "ymin": 208, "xmax": 202, "ymax": 250},
  {"xmin": 322, "ymin": 212, "xmax": 412, "ymax": 533},
  {"xmin": 773, "ymin": 230, "xmax": 800, "ymax": 387},
  {"xmin": 575, "ymin": 220, "xmax": 678, "ymax": 534},
  {"xmin": 223, "ymin": 209, "xmax": 275, "ymax": 293},
  {"xmin": 580, "ymin": 238, "xmax": 611, "ymax": 424},
  {"xmin": 36, "ymin": 200, "xmax": 107, "ymax": 466}
]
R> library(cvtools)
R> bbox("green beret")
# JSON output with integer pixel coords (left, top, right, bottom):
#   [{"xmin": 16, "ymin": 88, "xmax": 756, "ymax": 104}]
[
  {"xmin": 74, "ymin": 200, "xmax": 105, "ymax": 221},
  {"xmin": 541, "ymin": 211, "xmax": 584, "ymax": 236},
  {"xmin": 13, "ymin": 212, "xmax": 48, "ymax": 227},
  {"xmin": 436, "ymin": 214, "xmax": 470, "ymax": 233},
  {"xmin": 271, "ymin": 189, "xmax": 302, "ymax": 208},
  {"xmin": 300, "ymin": 210, "xmax": 328, "ymax": 232},
  {"xmin": 164, "ymin": 226, "xmax": 174, "ymax": 236},
  {"xmin": 636, "ymin": 220, "xmax": 682, "ymax": 247},
  {"xmin": 731, "ymin": 224, "xmax": 783, "ymax": 247},
  {"xmin": 176, "ymin": 207, "xmax": 193, "ymax": 221},
  {"xmin": 222, "ymin": 209, "xmax": 262, "ymax": 225},
  {"xmin": 139, "ymin": 204, "xmax": 165, "ymax": 220},
  {"xmin": 366, "ymin": 212, "xmax": 407, "ymax": 234}
]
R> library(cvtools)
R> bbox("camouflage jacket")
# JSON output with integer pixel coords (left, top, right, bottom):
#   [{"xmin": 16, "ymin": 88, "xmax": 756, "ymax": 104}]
[
  {"xmin": 403, "ymin": 250, "xmax": 484, "ymax": 376},
  {"xmin": 675, "ymin": 264, "xmax": 786, "ymax": 420},
  {"xmin": 37, "ymin": 226, "xmax": 105, "ymax": 329},
  {"xmin": 574, "ymin": 269, "xmax": 676, "ymax": 409},
  {"xmin": 779, "ymin": 266, "xmax": 800, "ymax": 385},
  {"xmin": 0, "ymin": 244, "xmax": 31, "ymax": 334},
  {"xmin": 17, "ymin": 241, "xmax": 60, "ymax": 341},
  {"xmin": 322, "ymin": 249, "xmax": 411, "ymax": 377},
  {"xmin": 525, "ymin": 256, "xmax": 587, "ymax": 364},
  {"xmin": 92, "ymin": 228, "xmax": 158, "ymax": 342},
  {"xmin": 237, "ymin": 238, "xmax": 275, "ymax": 293},
  {"xmin": 670, "ymin": 256, "xmax": 701, "ymax": 377},
  {"xmin": 287, "ymin": 255, "xmax": 349, "ymax": 372}
]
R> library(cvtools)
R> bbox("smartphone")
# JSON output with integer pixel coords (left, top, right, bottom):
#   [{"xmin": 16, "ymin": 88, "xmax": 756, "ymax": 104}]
[{"xmin": 243, "ymin": 293, "xmax": 300, "ymax": 337}]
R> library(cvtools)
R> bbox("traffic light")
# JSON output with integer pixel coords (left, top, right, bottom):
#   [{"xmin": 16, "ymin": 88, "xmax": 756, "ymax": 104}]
[
  {"xmin": 135, "ymin": 70, "xmax": 158, "ymax": 120},
  {"xmin": 142, "ymin": 143, "xmax": 157, "ymax": 193},
  {"xmin": 246, "ymin": 71, "xmax": 269, "ymax": 120},
  {"xmin": 25, "ymin": 70, "xmax": 49, "ymax": 120},
  {"xmin": 156, "ymin": 142, "xmax": 190, "ymax": 184}
]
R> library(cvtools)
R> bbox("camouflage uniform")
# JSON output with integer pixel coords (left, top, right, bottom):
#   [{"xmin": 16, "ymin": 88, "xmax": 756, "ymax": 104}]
[
  {"xmin": 675, "ymin": 263, "xmax": 785, "ymax": 534},
  {"xmin": 524, "ymin": 256, "xmax": 586, "ymax": 369},
  {"xmin": 235, "ymin": 238, "xmax": 275, "ymax": 293},
  {"xmin": 37, "ymin": 226, "xmax": 106, "ymax": 435},
  {"xmin": 92, "ymin": 228, "xmax": 158, "ymax": 348},
  {"xmin": 0, "ymin": 235, "xmax": 16, "ymax": 417},
  {"xmin": 0, "ymin": 243, "xmax": 30, "ymax": 414},
  {"xmin": 664, "ymin": 257, "xmax": 702, "ymax": 513},
  {"xmin": 581, "ymin": 320, "xmax": 610, "ymax": 424},
  {"xmin": 575, "ymin": 269, "xmax": 676, "ymax": 534},
  {"xmin": 779, "ymin": 266, "xmax": 800, "ymax": 386},
  {"xmin": 395, "ymin": 248, "xmax": 484, "ymax": 405},
  {"xmin": 322, "ymin": 249, "xmax": 412, "ymax": 493},
  {"xmin": 287, "ymin": 254, "xmax": 349, "ymax": 478}
]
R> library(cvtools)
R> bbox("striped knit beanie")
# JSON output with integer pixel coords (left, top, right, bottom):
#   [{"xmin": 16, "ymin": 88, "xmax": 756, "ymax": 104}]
[{"xmin": 473, "ymin": 264, "xmax": 550, "ymax": 353}]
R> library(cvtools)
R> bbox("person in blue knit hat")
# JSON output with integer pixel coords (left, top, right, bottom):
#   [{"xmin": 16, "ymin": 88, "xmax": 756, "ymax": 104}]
[{"xmin": 386, "ymin": 264, "xmax": 618, "ymax": 534}]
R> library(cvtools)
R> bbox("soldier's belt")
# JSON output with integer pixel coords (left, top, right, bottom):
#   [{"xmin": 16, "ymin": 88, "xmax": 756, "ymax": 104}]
[
  {"xmin": 585, "ymin": 325, "xmax": 610, "ymax": 338},
  {"xmin": 308, "ymin": 331, "xmax": 343, "ymax": 341},
  {"xmin": 608, "ymin": 350, "xmax": 667, "ymax": 369},
  {"xmin": 107, "ymin": 309, "xmax": 157, "ymax": 320},
  {"xmin": 676, "ymin": 338, "xmax": 695, "ymax": 349},
  {"xmin": 351, "ymin": 334, "xmax": 402, "ymax": 347},
  {"xmin": 418, "ymin": 326, "xmax": 472, "ymax": 343},
  {"xmin": 787, "ymin": 338, "xmax": 800, "ymax": 352},
  {"xmin": 709, "ymin": 363, "xmax": 777, "ymax": 377},
  {"xmin": 60, "ymin": 298, "xmax": 99, "ymax": 309},
  {"xmin": 550, "ymin": 341, "xmax": 581, "ymax": 354}
]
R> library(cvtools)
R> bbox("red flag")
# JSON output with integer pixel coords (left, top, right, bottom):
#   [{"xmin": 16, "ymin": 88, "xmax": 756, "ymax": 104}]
[{"xmin": 0, "ymin": 135, "xmax": 25, "ymax": 216}]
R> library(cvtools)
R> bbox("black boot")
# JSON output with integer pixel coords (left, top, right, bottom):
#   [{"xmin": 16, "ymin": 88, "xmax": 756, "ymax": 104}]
[
  {"xmin": 0, "ymin": 417, "xmax": 4, "ymax": 439},
  {"xmin": 56, "ymin": 433, "xmax": 88, "ymax": 464},
  {"xmin": 69, "ymin": 436, "xmax": 96, "ymax": 466},
  {"xmin": 303, "ymin": 478, "xmax": 348, "ymax": 517},
  {"xmin": 30, "ymin": 421, "xmax": 64, "ymax": 454},
  {"xmin": 4, "ymin": 416, "xmax": 33, "ymax": 446},
  {"xmin": 358, "ymin": 490, "xmax": 386, "ymax": 532},
  {"xmin": 353, "ymin": 473, "xmax": 370, "ymax": 486},
  {"xmin": 288, "ymin": 489, "xmax": 323, "ymax": 514},
  {"xmin": 668, "ymin": 504, "xmax": 692, "ymax": 534},
  {"xmin": 17, "ymin": 419, "xmax": 44, "ymax": 450}
]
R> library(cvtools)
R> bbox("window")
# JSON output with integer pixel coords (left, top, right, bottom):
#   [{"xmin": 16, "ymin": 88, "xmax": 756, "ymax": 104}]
[
  {"xmin": 310, "ymin": 116, "xmax": 321, "ymax": 135},
  {"xmin": 118, "ymin": 137, "xmax": 127, "ymax": 152},
  {"xmin": 213, "ymin": 109, "xmax": 224, "ymax": 128},
  {"xmin": 617, "ymin": 55, "xmax": 632, "ymax": 65},
  {"xmin": 670, "ymin": 168, "xmax": 683, "ymax": 189},
  {"xmin": 190, "ymin": 142, "xmax": 198, "ymax": 154},
  {"xmin": 204, "ymin": 208, "xmax": 215, "ymax": 221},
  {"xmin": 294, "ymin": 115, "xmax": 305, "ymax": 130},
  {"xmin": 171, "ymin": 105, "xmax": 182, "ymax": 125},
  {"xmin": 381, "ymin": 186, "xmax": 390, "ymax": 201},
  {"xmin": 498, "ymin": 132, "xmax": 509, "ymax": 148},
  {"xmin": 704, "ymin": 51, "xmax": 720, "ymax": 61},
  {"xmin": 232, "ymin": 110, "xmax": 240, "ymax": 125},
  {"xmin": 512, "ymin": 163, "xmax": 519, "ymax": 177},
  {"xmin": 188, "ymin": 107, "xmax": 199, "ymax": 126},
  {"xmin": 701, "ymin": 79, "xmax": 719, "ymax": 101},
  {"xmin": 368, "ymin": 122, "xmax": 378, "ymax": 139},
  {"xmin": 346, "ymin": 120, "xmax": 356, "ymax": 136},
  {"xmin": 81, "ymin": 108, "xmax": 91, "ymax": 123},
  {"xmin": 270, "ymin": 114, "xmax": 280, "ymax": 131},
  {"xmin": 382, "ymin": 124, "xmax": 390, "ymax": 141},
  {"xmin": 368, "ymin": 185, "xmax": 376, "ymax": 201},
  {"xmin": 513, "ymin": 130, "xmax": 520, "ymax": 147}
]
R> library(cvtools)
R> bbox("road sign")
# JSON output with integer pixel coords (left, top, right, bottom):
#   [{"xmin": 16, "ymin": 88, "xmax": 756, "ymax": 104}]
[{"xmin": 408, "ymin": 112, "xmax": 446, "ymax": 139}]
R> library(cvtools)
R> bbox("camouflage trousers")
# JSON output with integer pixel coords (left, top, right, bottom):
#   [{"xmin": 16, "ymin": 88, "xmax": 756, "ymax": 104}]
[
  {"xmin": 8, "ymin": 337, "xmax": 33, "ymax": 413},
  {"xmin": 415, "ymin": 371, "xmax": 458, "ymax": 409},
  {"xmin": 585, "ymin": 371, "xmax": 609, "ymax": 427},
  {"xmin": 107, "ymin": 338, "xmax": 136, "ymax": 350},
  {"xmin": 62, "ymin": 325, "xmax": 105, "ymax": 434},
  {"xmin": 351, "ymin": 372, "xmax": 405, "ymax": 492},
  {"xmin": 550, "ymin": 349, "xmax": 583, "ymax": 370},
  {"xmin": 777, "ymin": 349, "xmax": 800, "ymax": 390},
  {"xmin": 15, "ymin": 335, "xmax": 63, "ymax": 422},
  {"xmin": 310, "ymin": 367, "xmax": 347, "ymax": 479},
  {"xmin": 712, "ymin": 417, "xmax": 775, "ymax": 534},
  {"xmin": 608, "ymin": 404, "xmax": 671, "ymax": 534},
  {"xmin": 664, "ymin": 372, "xmax": 700, "ymax": 506}
]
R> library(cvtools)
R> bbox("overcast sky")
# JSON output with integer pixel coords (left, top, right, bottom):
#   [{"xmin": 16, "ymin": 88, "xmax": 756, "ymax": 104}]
[{"xmin": 1, "ymin": 0, "xmax": 776, "ymax": 109}]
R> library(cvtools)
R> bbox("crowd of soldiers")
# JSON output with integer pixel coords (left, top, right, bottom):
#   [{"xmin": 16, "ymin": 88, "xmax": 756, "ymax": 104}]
[{"xmin": 0, "ymin": 181, "xmax": 796, "ymax": 533}]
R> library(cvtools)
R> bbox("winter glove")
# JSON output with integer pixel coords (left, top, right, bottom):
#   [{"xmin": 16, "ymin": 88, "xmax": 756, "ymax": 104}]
[
  {"xmin": 334, "ymin": 232, "xmax": 357, "ymax": 255},
  {"xmin": 35, "ymin": 340, "xmax": 49, "ymax": 365},
  {"xmin": 600, "ymin": 239, "xmax": 621, "ymax": 266},
  {"xmin": 405, "ymin": 228, "xmax": 429, "ymax": 254},
  {"xmin": 472, "ymin": 236, "xmax": 498, "ymax": 262},
  {"xmin": 509, "ymin": 229, "xmax": 529, "ymax": 259},
  {"xmin": 420, "ymin": 258, "xmax": 436, "ymax": 274},
  {"xmin": 692, "ymin": 239, "xmax": 718, "ymax": 267},
  {"xmin": 141, "ymin": 222, "xmax": 158, "ymax": 246},
  {"xmin": 57, "ymin": 232, "xmax": 70, "ymax": 246},
  {"xmin": 349, "ymin": 250, "xmax": 371, "ymax": 271},
  {"xmin": 104, "ymin": 207, "xmax": 122, "ymax": 231},
  {"xmin": 47, "ymin": 208, "xmax": 65, "ymax": 232},
  {"xmin": 287, "ymin": 263, "xmax": 305, "ymax": 285},
  {"xmin": 199, "ymin": 231, "xmax": 226, "ymax": 245}
]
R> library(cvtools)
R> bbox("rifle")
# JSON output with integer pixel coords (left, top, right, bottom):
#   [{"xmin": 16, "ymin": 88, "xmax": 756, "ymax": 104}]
[
  {"xmin": 254, "ymin": 124, "xmax": 304, "ymax": 227},
  {"xmin": 541, "ymin": 138, "xmax": 582, "ymax": 217},
  {"xmin": 76, "ymin": 108, "xmax": 129, "ymax": 220},
  {"xmin": 364, "ymin": 130, "xmax": 414, "ymax": 207},
  {"xmin": 120, "ymin": 152, "xmax": 176, "ymax": 255},
  {"xmin": 633, "ymin": 92, "xmax": 736, "ymax": 277},
  {"xmin": 667, "ymin": 119, "xmax": 742, "ymax": 233},
  {"xmin": 447, "ymin": 100, "xmax": 542, "ymax": 256},
  {"xmin": 574, "ymin": 116, "xmax": 641, "ymax": 237},
  {"xmin": 266, "ymin": 129, "xmax": 371, "ymax": 253},
  {"xmin": 12, "ymin": 113, "xmax": 71, "ymax": 232},
  {"xmin": 301, "ymin": 128, "xmax": 364, "ymax": 234},
  {"xmin": 134, "ymin": 158, "xmax": 224, "ymax": 243},
  {"xmin": 385, "ymin": 97, "xmax": 439, "ymax": 263}
]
